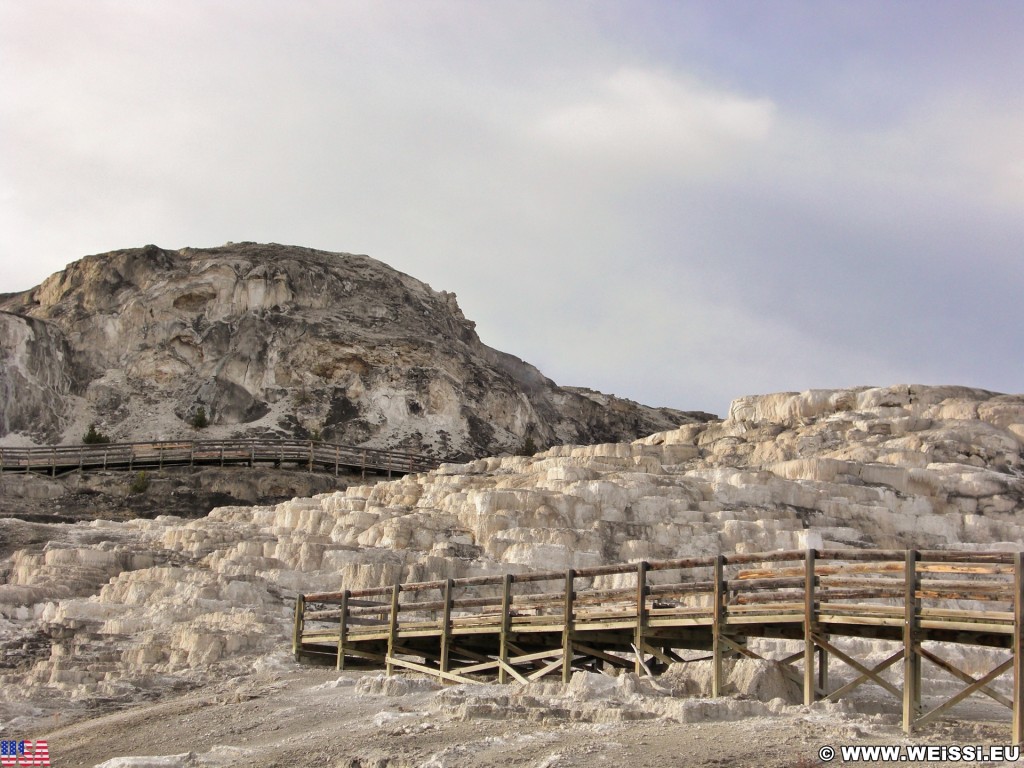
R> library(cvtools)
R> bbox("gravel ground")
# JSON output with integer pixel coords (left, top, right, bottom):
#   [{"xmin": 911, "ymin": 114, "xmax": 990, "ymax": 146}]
[{"xmin": 28, "ymin": 659, "xmax": 1021, "ymax": 768}]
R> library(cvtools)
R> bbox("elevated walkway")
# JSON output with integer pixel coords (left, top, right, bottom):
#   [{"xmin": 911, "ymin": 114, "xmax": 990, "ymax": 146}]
[
  {"xmin": 295, "ymin": 548, "xmax": 1024, "ymax": 742},
  {"xmin": 0, "ymin": 438, "xmax": 440, "ymax": 479}
]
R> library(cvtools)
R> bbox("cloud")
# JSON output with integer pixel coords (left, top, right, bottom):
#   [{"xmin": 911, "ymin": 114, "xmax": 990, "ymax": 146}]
[
  {"xmin": 1, "ymin": 2, "xmax": 1021, "ymax": 416},
  {"xmin": 533, "ymin": 68, "xmax": 776, "ymax": 177}
]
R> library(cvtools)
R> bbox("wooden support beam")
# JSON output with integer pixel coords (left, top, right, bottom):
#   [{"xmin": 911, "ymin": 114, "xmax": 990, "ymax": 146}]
[
  {"xmin": 440, "ymin": 578, "xmax": 453, "ymax": 675},
  {"xmin": 804, "ymin": 547, "xmax": 817, "ymax": 705},
  {"xmin": 455, "ymin": 658, "xmax": 501, "ymax": 674},
  {"xmin": 391, "ymin": 644, "xmax": 443, "ymax": 663},
  {"xmin": 719, "ymin": 634, "xmax": 759, "ymax": 661},
  {"xmin": 292, "ymin": 594, "xmax": 305, "ymax": 661},
  {"xmin": 336, "ymin": 590, "xmax": 349, "ymax": 671},
  {"xmin": 496, "ymin": 658, "xmax": 530, "ymax": 685},
  {"xmin": 916, "ymin": 658, "xmax": 1014, "ymax": 727},
  {"xmin": 341, "ymin": 647, "xmax": 388, "ymax": 663},
  {"xmin": 638, "ymin": 641, "xmax": 678, "ymax": 668},
  {"xmin": 904, "ymin": 550, "xmax": 921, "ymax": 735},
  {"xmin": 826, "ymin": 648, "xmax": 903, "ymax": 701},
  {"xmin": 385, "ymin": 655, "xmax": 478, "ymax": 685},
  {"xmin": 386, "ymin": 581, "xmax": 401, "ymax": 677},
  {"xmin": 508, "ymin": 648, "xmax": 564, "ymax": 665},
  {"xmin": 817, "ymin": 645, "xmax": 829, "ymax": 696},
  {"xmin": 562, "ymin": 569, "xmax": 575, "ymax": 683},
  {"xmin": 634, "ymin": 560, "xmax": 649, "ymax": 676},
  {"xmin": 499, "ymin": 574, "xmax": 513, "ymax": 684},
  {"xmin": 529, "ymin": 656, "xmax": 566, "ymax": 681},
  {"xmin": 446, "ymin": 645, "xmax": 498, "ymax": 665},
  {"xmin": 815, "ymin": 633, "xmax": 903, "ymax": 700},
  {"xmin": 712, "ymin": 554, "xmax": 725, "ymax": 697},
  {"xmin": 630, "ymin": 643, "xmax": 655, "ymax": 678},
  {"xmin": 918, "ymin": 646, "xmax": 1013, "ymax": 709},
  {"xmin": 574, "ymin": 643, "xmax": 632, "ymax": 668}
]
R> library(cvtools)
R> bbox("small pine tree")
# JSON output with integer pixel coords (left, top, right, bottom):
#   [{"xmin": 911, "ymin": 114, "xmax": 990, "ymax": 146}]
[
  {"xmin": 191, "ymin": 406, "xmax": 208, "ymax": 429},
  {"xmin": 83, "ymin": 423, "xmax": 111, "ymax": 444},
  {"xmin": 518, "ymin": 436, "xmax": 538, "ymax": 456},
  {"xmin": 129, "ymin": 471, "xmax": 150, "ymax": 494}
]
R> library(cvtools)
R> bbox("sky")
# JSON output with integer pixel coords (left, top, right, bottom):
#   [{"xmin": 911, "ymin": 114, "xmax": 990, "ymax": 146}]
[{"xmin": 1, "ymin": 1, "xmax": 1022, "ymax": 416}]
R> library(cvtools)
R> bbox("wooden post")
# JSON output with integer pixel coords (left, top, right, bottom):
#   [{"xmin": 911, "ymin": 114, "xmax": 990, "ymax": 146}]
[
  {"xmin": 336, "ymin": 590, "xmax": 349, "ymax": 671},
  {"xmin": 818, "ymin": 645, "xmax": 829, "ymax": 696},
  {"xmin": 386, "ymin": 581, "xmax": 401, "ymax": 676},
  {"xmin": 292, "ymin": 594, "xmax": 305, "ymax": 661},
  {"xmin": 499, "ymin": 574, "xmax": 513, "ymax": 684},
  {"xmin": 804, "ymin": 548, "xmax": 817, "ymax": 705},
  {"xmin": 308, "ymin": 440, "xmax": 314, "ymax": 472},
  {"xmin": 1013, "ymin": 552, "xmax": 1023, "ymax": 745},
  {"xmin": 219, "ymin": 446, "xmax": 224, "ymax": 467},
  {"xmin": 50, "ymin": 448, "xmax": 56, "ymax": 476},
  {"xmin": 335, "ymin": 445, "xmax": 339, "ymax": 477},
  {"xmin": 440, "ymin": 578, "xmax": 454, "ymax": 675},
  {"xmin": 634, "ymin": 561, "xmax": 649, "ymax": 675},
  {"xmin": 103, "ymin": 448, "xmax": 108, "ymax": 471},
  {"xmin": 361, "ymin": 450, "xmax": 367, "ymax": 479},
  {"xmin": 712, "ymin": 554, "xmax": 726, "ymax": 697},
  {"xmin": 190, "ymin": 442, "xmax": 194, "ymax": 467},
  {"xmin": 562, "ymin": 569, "xmax": 576, "ymax": 683},
  {"xmin": 903, "ymin": 550, "xmax": 921, "ymax": 734}
]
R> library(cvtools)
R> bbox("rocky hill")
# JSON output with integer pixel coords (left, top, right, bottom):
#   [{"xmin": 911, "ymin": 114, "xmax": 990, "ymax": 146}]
[{"xmin": 0, "ymin": 242, "xmax": 710, "ymax": 455}]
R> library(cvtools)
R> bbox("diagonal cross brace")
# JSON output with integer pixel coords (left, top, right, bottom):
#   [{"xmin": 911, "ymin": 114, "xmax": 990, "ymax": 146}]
[
  {"xmin": 813, "ymin": 633, "xmax": 903, "ymax": 701},
  {"xmin": 918, "ymin": 647, "xmax": 1013, "ymax": 710},
  {"xmin": 916, "ymin": 657, "xmax": 1014, "ymax": 727}
]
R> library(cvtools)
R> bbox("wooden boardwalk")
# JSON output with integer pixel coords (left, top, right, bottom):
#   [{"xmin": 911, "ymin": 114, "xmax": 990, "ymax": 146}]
[
  {"xmin": 0, "ymin": 438, "xmax": 440, "ymax": 479},
  {"xmin": 295, "ymin": 548, "xmax": 1024, "ymax": 741}
]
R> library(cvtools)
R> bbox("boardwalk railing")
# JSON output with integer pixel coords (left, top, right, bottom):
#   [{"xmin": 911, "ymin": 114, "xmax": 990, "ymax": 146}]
[
  {"xmin": 0, "ymin": 438, "xmax": 441, "ymax": 478},
  {"xmin": 295, "ymin": 548, "xmax": 1024, "ymax": 742}
]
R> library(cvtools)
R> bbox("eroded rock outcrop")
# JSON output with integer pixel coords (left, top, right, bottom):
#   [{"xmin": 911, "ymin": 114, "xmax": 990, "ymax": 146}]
[{"xmin": 0, "ymin": 243, "xmax": 707, "ymax": 454}]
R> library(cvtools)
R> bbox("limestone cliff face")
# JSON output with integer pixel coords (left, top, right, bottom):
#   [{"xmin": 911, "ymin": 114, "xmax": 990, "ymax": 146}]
[
  {"xmin": 0, "ymin": 313, "xmax": 74, "ymax": 442},
  {"xmin": 0, "ymin": 243, "xmax": 707, "ymax": 453}
]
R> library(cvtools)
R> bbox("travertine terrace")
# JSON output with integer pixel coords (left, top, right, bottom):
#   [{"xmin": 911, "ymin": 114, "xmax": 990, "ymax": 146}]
[{"xmin": 2, "ymin": 384, "xmax": 1022, "ymax": 731}]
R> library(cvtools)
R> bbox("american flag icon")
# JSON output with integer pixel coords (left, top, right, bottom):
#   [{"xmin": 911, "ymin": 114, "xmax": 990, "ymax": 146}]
[{"xmin": 0, "ymin": 740, "xmax": 50, "ymax": 767}]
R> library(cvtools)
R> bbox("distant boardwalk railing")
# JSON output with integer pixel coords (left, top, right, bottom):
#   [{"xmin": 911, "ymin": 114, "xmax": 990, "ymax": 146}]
[
  {"xmin": 295, "ymin": 548, "xmax": 1024, "ymax": 742},
  {"xmin": 0, "ymin": 438, "xmax": 441, "ymax": 478}
]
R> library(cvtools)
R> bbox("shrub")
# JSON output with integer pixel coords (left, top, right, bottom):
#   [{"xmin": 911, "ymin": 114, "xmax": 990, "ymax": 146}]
[
  {"xmin": 517, "ymin": 436, "xmax": 538, "ymax": 456},
  {"xmin": 191, "ymin": 406, "xmax": 209, "ymax": 429},
  {"xmin": 83, "ymin": 423, "xmax": 111, "ymax": 444},
  {"xmin": 129, "ymin": 471, "xmax": 150, "ymax": 494}
]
